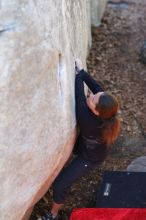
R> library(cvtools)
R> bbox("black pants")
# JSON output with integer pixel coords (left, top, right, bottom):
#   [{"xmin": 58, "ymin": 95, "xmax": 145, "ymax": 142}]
[{"xmin": 52, "ymin": 155, "xmax": 97, "ymax": 204}]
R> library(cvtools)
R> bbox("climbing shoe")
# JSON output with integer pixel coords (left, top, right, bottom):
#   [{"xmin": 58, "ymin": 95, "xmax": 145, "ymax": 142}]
[{"xmin": 38, "ymin": 211, "xmax": 58, "ymax": 220}]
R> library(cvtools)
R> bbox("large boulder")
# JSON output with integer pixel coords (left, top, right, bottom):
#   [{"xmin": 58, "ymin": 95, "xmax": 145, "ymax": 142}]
[
  {"xmin": 0, "ymin": 1, "xmax": 107, "ymax": 220},
  {"xmin": 91, "ymin": 0, "xmax": 107, "ymax": 26}
]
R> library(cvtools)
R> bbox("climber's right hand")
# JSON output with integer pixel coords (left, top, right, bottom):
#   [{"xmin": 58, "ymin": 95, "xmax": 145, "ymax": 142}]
[{"xmin": 75, "ymin": 58, "xmax": 83, "ymax": 74}]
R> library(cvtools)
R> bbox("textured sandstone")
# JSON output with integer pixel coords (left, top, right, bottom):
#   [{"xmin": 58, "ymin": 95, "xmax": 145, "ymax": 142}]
[{"xmin": 0, "ymin": 1, "xmax": 107, "ymax": 220}]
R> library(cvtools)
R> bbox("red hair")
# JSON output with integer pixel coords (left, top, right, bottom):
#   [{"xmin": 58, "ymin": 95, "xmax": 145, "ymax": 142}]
[{"xmin": 95, "ymin": 93, "xmax": 121, "ymax": 146}]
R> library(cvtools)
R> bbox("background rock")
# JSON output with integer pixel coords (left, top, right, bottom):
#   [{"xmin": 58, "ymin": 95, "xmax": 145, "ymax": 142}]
[
  {"xmin": 91, "ymin": 0, "xmax": 107, "ymax": 26},
  {"xmin": 127, "ymin": 156, "xmax": 146, "ymax": 172}
]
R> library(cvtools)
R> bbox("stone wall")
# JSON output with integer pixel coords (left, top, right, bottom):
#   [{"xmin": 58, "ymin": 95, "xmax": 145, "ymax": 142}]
[{"xmin": 0, "ymin": 1, "xmax": 107, "ymax": 220}]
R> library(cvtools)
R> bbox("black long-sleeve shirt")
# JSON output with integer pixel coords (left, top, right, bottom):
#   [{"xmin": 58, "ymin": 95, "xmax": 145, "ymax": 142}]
[{"xmin": 75, "ymin": 69, "xmax": 108, "ymax": 163}]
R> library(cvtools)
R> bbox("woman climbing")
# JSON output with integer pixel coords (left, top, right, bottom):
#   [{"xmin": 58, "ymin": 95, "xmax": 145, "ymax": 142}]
[{"xmin": 38, "ymin": 59, "xmax": 121, "ymax": 220}]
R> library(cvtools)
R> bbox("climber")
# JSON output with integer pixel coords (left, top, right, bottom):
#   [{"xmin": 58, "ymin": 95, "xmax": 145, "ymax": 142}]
[{"xmin": 38, "ymin": 59, "xmax": 121, "ymax": 220}]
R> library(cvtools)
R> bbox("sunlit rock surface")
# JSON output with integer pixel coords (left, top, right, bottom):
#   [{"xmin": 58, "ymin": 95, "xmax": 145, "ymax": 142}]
[{"xmin": 0, "ymin": 1, "xmax": 107, "ymax": 220}]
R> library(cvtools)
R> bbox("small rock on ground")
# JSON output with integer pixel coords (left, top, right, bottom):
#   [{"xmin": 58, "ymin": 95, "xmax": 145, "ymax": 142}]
[{"xmin": 127, "ymin": 156, "xmax": 146, "ymax": 172}]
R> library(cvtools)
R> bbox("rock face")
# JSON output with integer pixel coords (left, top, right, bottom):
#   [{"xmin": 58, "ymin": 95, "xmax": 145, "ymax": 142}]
[{"xmin": 0, "ymin": 1, "xmax": 107, "ymax": 220}]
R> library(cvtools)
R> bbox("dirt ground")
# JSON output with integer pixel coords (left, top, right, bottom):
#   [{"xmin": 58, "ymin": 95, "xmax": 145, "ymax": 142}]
[{"xmin": 30, "ymin": 0, "xmax": 146, "ymax": 219}]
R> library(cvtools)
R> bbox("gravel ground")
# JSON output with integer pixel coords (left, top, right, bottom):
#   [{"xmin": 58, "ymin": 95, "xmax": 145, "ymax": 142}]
[{"xmin": 30, "ymin": 0, "xmax": 146, "ymax": 219}]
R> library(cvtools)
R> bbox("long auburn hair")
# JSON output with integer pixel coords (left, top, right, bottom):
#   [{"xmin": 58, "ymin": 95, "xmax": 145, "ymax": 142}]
[{"xmin": 95, "ymin": 92, "xmax": 121, "ymax": 146}]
